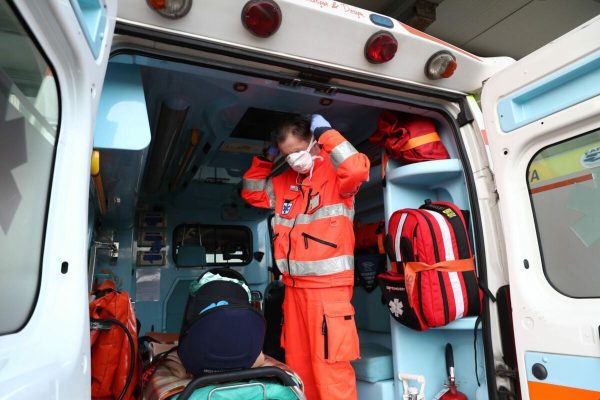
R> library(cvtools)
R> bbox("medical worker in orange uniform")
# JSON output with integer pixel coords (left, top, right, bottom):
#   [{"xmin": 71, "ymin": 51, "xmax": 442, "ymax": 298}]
[{"xmin": 242, "ymin": 114, "xmax": 370, "ymax": 400}]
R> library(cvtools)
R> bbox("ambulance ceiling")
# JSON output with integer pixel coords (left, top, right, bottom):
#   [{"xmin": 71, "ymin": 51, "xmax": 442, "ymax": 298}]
[{"xmin": 348, "ymin": 0, "xmax": 600, "ymax": 60}]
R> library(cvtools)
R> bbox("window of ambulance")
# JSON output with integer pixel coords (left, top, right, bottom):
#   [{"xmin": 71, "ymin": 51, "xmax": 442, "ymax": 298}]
[
  {"xmin": 173, "ymin": 224, "xmax": 253, "ymax": 266},
  {"xmin": 527, "ymin": 128, "xmax": 600, "ymax": 297},
  {"xmin": 0, "ymin": 0, "xmax": 59, "ymax": 334}
]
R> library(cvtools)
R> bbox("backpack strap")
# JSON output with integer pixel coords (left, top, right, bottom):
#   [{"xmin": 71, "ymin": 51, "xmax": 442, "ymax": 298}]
[
  {"xmin": 383, "ymin": 233, "xmax": 400, "ymax": 273},
  {"xmin": 376, "ymin": 221, "xmax": 386, "ymax": 255}
]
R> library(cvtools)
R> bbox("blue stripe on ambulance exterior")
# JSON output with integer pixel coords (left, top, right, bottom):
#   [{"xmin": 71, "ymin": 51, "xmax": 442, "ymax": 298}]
[
  {"xmin": 525, "ymin": 351, "xmax": 600, "ymax": 391},
  {"xmin": 498, "ymin": 50, "xmax": 600, "ymax": 132}
]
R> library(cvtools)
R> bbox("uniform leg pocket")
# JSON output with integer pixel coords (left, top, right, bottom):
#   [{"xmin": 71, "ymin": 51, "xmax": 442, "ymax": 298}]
[{"xmin": 320, "ymin": 301, "xmax": 360, "ymax": 363}]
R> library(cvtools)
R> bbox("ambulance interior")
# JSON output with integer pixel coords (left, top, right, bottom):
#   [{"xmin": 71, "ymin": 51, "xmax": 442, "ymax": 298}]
[{"xmin": 88, "ymin": 50, "xmax": 490, "ymax": 400}]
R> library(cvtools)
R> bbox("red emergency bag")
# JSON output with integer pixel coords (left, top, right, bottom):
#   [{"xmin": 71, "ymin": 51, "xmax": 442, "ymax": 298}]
[
  {"xmin": 369, "ymin": 111, "xmax": 450, "ymax": 164},
  {"xmin": 379, "ymin": 200, "xmax": 482, "ymax": 330},
  {"xmin": 354, "ymin": 220, "xmax": 385, "ymax": 253},
  {"xmin": 89, "ymin": 280, "xmax": 139, "ymax": 400}
]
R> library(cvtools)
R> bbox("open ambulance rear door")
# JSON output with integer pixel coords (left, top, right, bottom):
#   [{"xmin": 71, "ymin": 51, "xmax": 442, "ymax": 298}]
[
  {"xmin": 0, "ymin": 0, "xmax": 116, "ymax": 398},
  {"xmin": 480, "ymin": 15, "xmax": 600, "ymax": 400}
]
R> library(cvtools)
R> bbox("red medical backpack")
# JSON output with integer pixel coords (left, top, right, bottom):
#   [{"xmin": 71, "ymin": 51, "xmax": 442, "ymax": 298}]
[{"xmin": 379, "ymin": 200, "xmax": 482, "ymax": 330}]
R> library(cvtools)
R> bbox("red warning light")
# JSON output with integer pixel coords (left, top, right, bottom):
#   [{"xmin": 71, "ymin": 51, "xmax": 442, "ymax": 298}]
[
  {"xmin": 242, "ymin": 1, "xmax": 282, "ymax": 38},
  {"xmin": 365, "ymin": 31, "xmax": 398, "ymax": 64}
]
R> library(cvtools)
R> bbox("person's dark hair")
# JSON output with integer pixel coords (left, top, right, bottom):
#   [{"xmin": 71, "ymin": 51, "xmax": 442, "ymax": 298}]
[{"xmin": 273, "ymin": 115, "xmax": 311, "ymax": 144}]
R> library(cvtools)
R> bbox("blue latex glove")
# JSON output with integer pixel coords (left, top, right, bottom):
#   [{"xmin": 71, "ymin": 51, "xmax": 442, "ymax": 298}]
[
  {"xmin": 265, "ymin": 145, "xmax": 280, "ymax": 161},
  {"xmin": 310, "ymin": 114, "xmax": 331, "ymax": 139}
]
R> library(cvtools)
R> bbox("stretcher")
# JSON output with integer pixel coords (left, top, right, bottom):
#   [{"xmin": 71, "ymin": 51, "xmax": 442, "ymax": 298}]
[{"xmin": 141, "ymin": 334, "xmax": 305, "ymax": 400}]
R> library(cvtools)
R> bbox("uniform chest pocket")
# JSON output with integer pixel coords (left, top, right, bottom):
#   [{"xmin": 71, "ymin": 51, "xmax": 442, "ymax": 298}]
[
  {"xmin": 305, "ymin": 191, "xmax": 322, "ymax": 214},
  {"xmin": 319, "ymin": 301, "xmax": 360, "ymax": 363},
  {"xmin": 306, "ymin": 178, "xmax": 327, "ymax": 214}
]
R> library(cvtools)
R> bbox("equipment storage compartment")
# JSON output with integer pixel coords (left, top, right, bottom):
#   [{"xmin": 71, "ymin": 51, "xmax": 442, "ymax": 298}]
[{"xmin": 382, "ymin": 116, "xmax": 487, "ymax": 400}]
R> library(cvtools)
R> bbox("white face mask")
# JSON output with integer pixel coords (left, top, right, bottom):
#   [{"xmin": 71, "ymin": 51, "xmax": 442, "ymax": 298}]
[{"xmin": 286, "ymin": 137, "xmax": 321, "ymax": 177}]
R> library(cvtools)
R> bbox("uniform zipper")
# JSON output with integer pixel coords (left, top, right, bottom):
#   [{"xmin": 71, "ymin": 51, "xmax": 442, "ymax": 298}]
[
  {"xmin": 302, "ymin": 233, "xmax": 338, "ymax": 249},
  {"xmin": 285, "ymin": 184, "xmax": 311, "ymax": 287},
  {"xmin": 322, "ymin": 316, "xmax": 329, "ymax": 359},
  {"xmin": 286, "ymin": 227, "xmax": 295, "ymax": 287}
]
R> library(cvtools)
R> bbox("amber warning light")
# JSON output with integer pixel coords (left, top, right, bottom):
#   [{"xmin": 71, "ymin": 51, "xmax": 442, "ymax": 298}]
[
  {"xmin": 146, "ymin": 0, "xmax": 193, "ymax": 18},
  {"xmin": 425, "ymin": 51, "xmax": 458, "ymax": 79}
]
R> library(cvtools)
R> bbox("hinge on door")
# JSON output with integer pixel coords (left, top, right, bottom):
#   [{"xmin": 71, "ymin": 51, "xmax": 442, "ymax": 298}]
[
  {"xmin": 457, "ymin": 96, "xmax": 475, "ymax": 126},
  {"xmin": 279, "ymin": 73, "xmax": 338, "ymax": 95},
  {"xmin": 496, "ymin": 364, "xmax": 519, "ymax": 400},
  {"xmin": 474, "ymin": 166, "xmax": 499, "ymax": 204},
  {"xmin": 496, "ymin": 364, "xmax": 518, "ymax": 379},
  {"xmin": 489, "ymin": 167, "xmax": 499, "ymax": 203},
  {"xmin": 497, "ymin": 386, "xmax": 517, "ymax": 400}
]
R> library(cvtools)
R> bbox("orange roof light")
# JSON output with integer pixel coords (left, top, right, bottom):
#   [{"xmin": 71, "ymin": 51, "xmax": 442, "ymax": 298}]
[
  {"xmin": 146, "ymin": 0, "xmax": 192, "ymax": 18},
  {"xmin": 425, "ymin": 51, "xmax": 458, "ymax": 79},
  {"xmin": 147, "ymin": 0, "xmax": 166, "ymax": 9}
]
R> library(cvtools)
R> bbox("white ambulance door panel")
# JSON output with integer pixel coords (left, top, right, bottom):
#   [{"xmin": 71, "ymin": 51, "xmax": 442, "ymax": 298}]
[
  {"xmin": 481, "ymin": 15, "xmax": 600, "ymax": 399},
  {"xmin": 0, "ymin": 0, "xmax": 116, "ymax": 398}
]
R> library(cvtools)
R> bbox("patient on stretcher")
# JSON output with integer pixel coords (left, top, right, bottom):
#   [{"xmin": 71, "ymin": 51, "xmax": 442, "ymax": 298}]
[
  {"xmin": 140, "ymin": 269, "xmax": 302, "ymax": 400},
  {"xmin": 141, "ymin": 335, "xmax": 297, "ymax": 400}
]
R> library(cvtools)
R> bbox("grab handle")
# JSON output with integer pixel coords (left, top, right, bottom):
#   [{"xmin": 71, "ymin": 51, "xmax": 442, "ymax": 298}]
[{"xmin": 178, "ymin": 367, "xmax": 298, "ymax": 400}]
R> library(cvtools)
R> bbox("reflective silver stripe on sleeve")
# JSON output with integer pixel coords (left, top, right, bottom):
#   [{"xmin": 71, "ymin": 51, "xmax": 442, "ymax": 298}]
[
  {"xmin": 330, "ymin": 141, "xmax": 358, "ymax": 169},
  {"xmin": 275, "ymin": 259, "xmax": 288, "ymax": 274},
  {"xmin": 273, "ymin": 215, "xmax": 295, "ymax": 228},
  {"xmin": 242, "ymin": 178, "xmax": 266, "ymax": 191},
  {"xmin": 265, "ymin": 179, "xmax": 276, "ymax": 208},
  {"xmin": 282, "ymin": 255, "xmax": 354, "ymax": 276},
  {"xmin": 295, "ymin": 203, "xmax": 354, "ymax": 224}
]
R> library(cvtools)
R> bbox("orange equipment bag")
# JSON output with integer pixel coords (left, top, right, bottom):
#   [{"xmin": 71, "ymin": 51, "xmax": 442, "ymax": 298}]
[
  {"xmin": 369, "ymin": 111, "xmax": 450, "ymax": 164},
  {"xmin": 354, "ymin": 220, "xmax": 385, "ymax": 254},
  {"xmin": 89, "ymin": 280, "xmax": 139, "ymax": 400}
]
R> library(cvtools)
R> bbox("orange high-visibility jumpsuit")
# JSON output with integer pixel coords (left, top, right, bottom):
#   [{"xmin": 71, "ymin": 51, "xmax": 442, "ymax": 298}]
[{"xmin": 242, "ymin": 129, "xmax": 370, "ymax": 400}]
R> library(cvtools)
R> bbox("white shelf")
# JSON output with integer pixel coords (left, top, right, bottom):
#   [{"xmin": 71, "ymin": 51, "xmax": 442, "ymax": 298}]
[
  {"xmin": 386, "ymin": 159, "xmax": 463, "ymax": 186},
  {"xmin": 430, "ymin": 316, "xmax": 481, "ymax": 331}
]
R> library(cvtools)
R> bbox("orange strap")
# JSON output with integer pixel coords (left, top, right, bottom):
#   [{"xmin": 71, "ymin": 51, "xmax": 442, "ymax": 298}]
[
  {"xmin": 399, "ymin": 132, "xmax": 441, "ymax": 152},
  {"xmin": 381, "ymin": 152, "xmax": 389, "ymax": 180},
  {"xmin": 376, "ymin": 233, "xmax": 385, "ymax": 255},
  {"xmin": 404, "ymin": 258, "xmax": 475, "ymax": 307}
]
